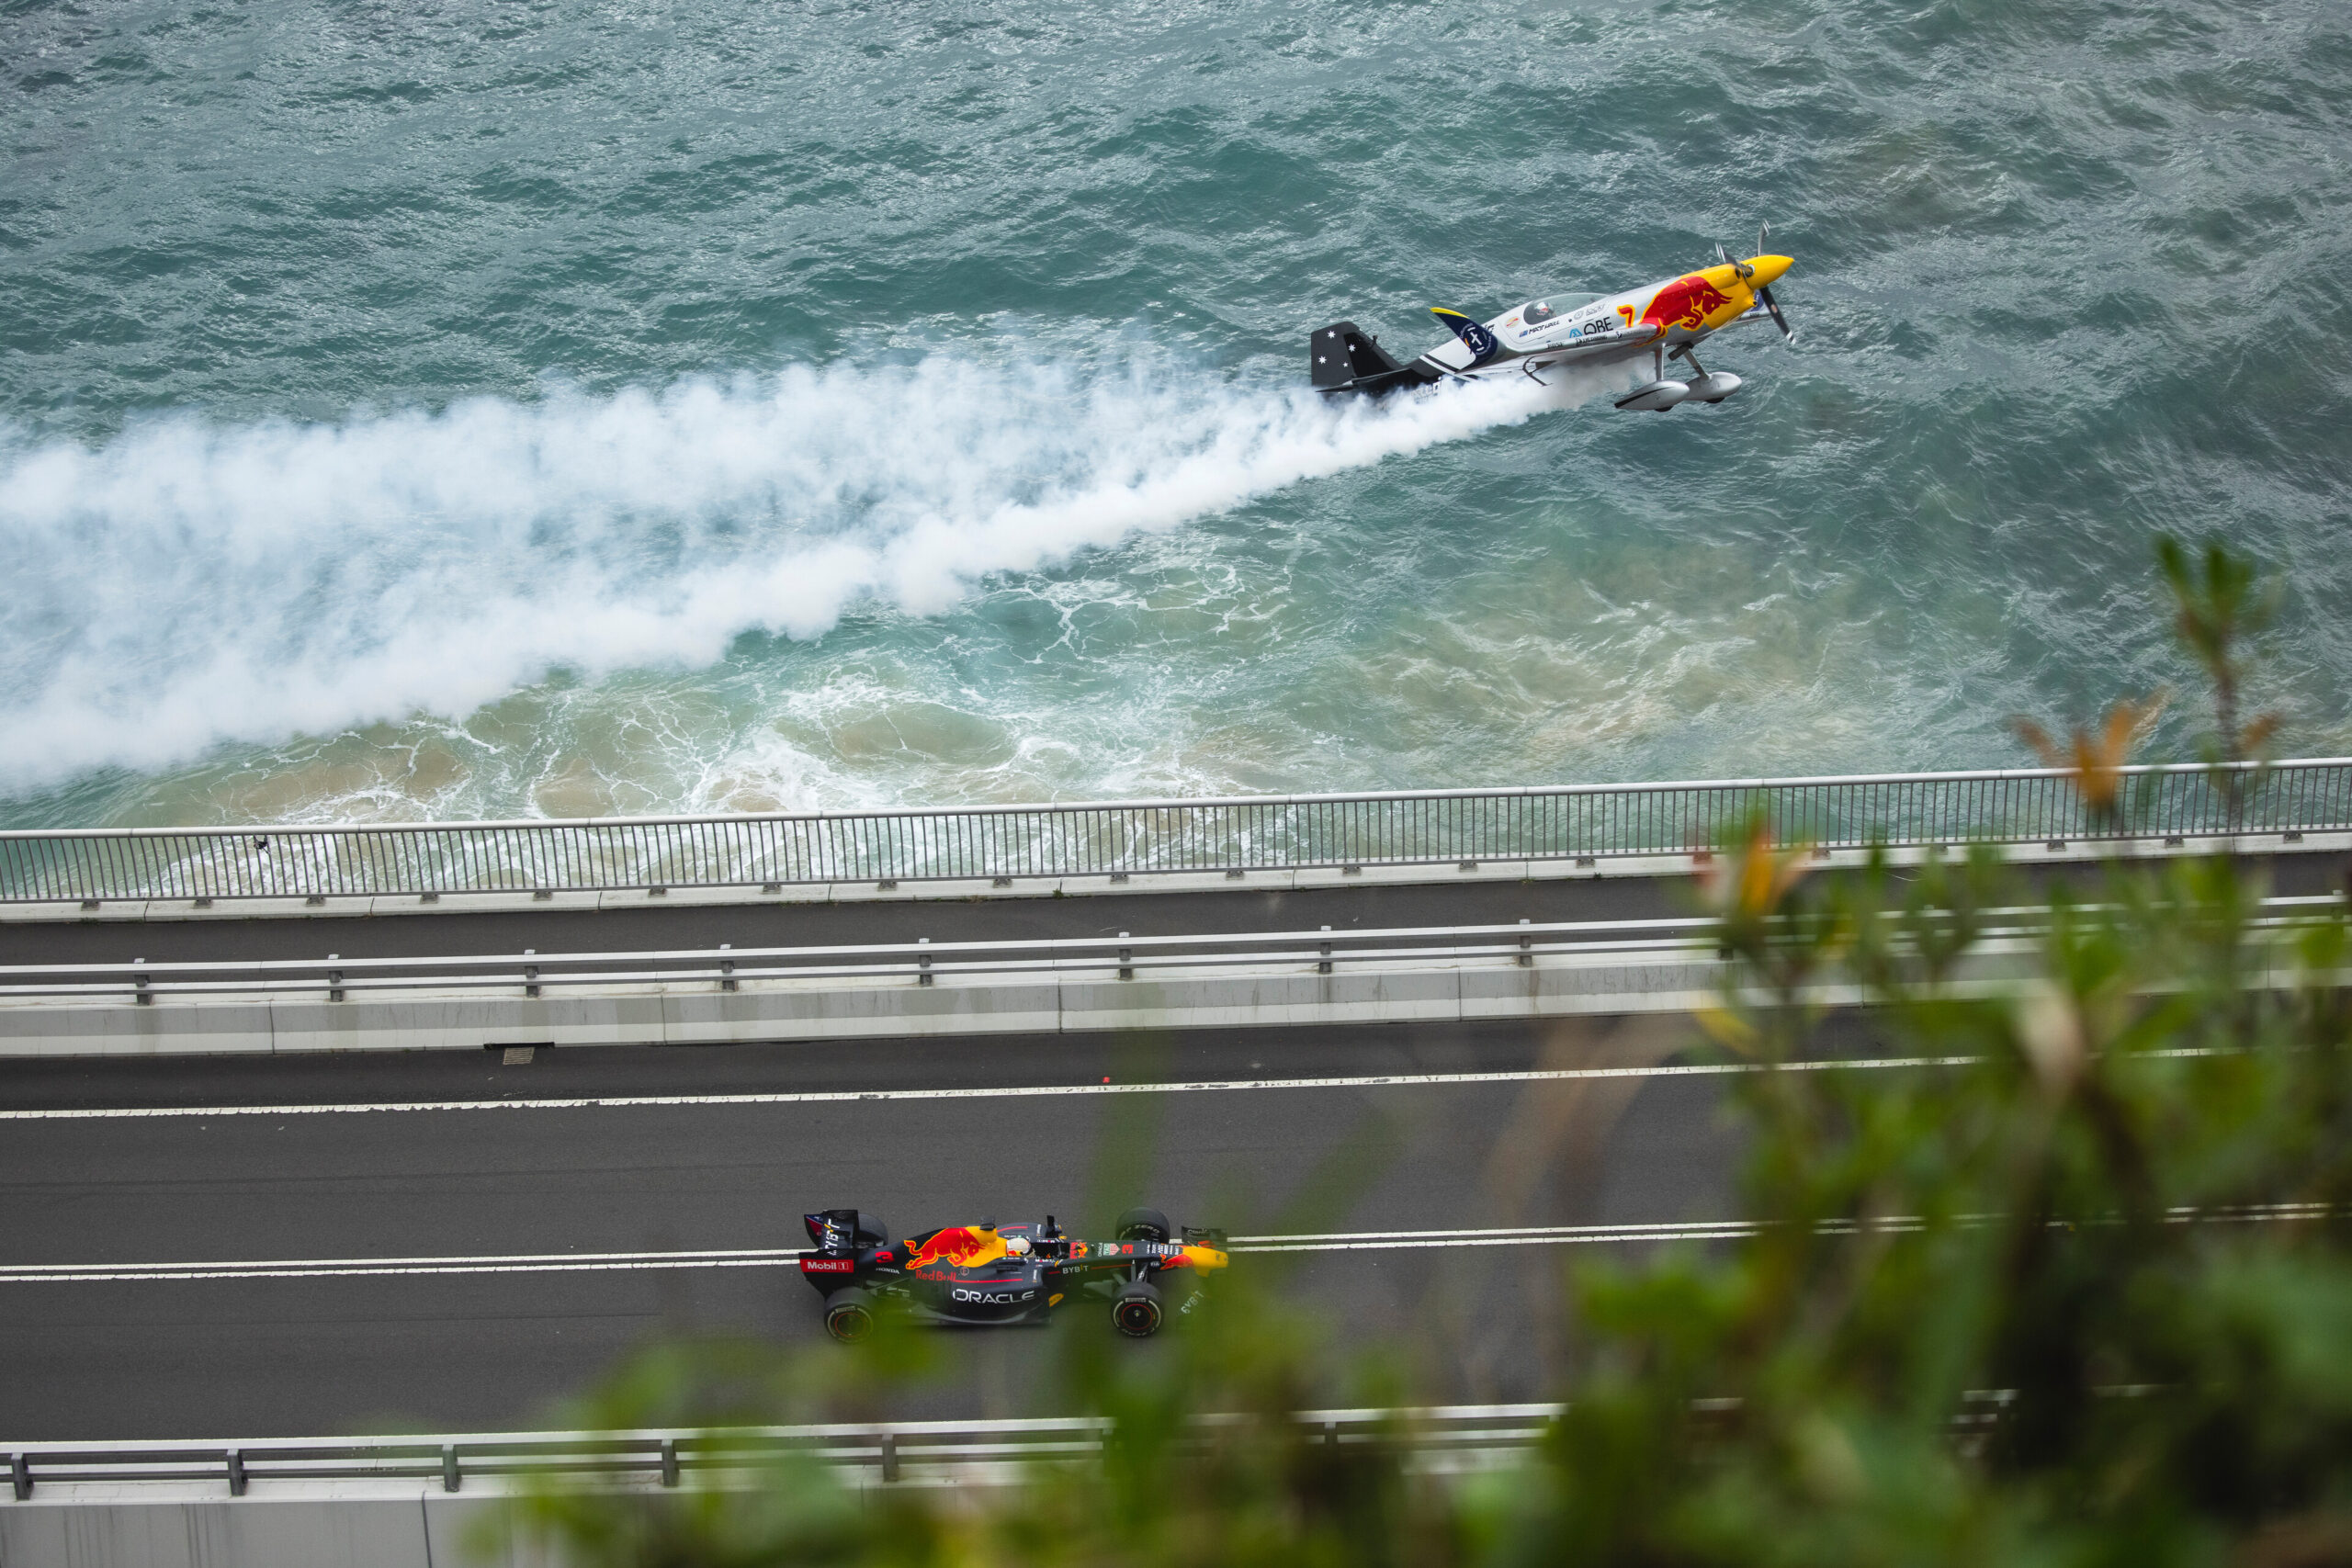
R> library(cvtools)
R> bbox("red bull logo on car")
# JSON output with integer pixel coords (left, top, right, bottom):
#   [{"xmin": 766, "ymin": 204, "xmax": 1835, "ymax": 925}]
[{"xmin": 903, "ymin": 1225, "xmax": 1006, "ymax": 1270}]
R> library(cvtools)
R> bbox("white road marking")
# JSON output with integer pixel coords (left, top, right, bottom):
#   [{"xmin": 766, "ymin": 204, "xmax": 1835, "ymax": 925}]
[
  {"xmin": 1230, "ymin": 1224, "xmax": 1758, "ymax": 1252},
  {"xmin": 0, "ymin": 1223, "xmax": 1742, "ymax": 1282},
  {"xmin": 0, "ymin": 1202, "xmax": 2312, "ymax": 1284},
  {"xmin": 0, "ymin": 1248, "xmax": 808, "ymax": 1283},
  {"xmin": 0, "ymin": 1054, "xmax": 1989, "ymax": 1122}
]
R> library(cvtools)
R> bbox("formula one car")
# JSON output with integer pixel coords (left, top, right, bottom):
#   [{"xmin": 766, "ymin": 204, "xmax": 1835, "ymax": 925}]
[
  {"xmin": 798, "ymin": 1208, "xmax": 1228, "ymax": 1341},
  {"xmin": 1311, "ymin": 225, "xmax": 1796, "ymax": 412}
]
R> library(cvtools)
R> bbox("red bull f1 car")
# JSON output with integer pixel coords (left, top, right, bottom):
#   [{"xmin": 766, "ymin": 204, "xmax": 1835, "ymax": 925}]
[
  {"xmin": 1312, "ymin": 224, "xmax": 1797, "ymax": 412},
  {"xmin": 799, "ymin": 1207, "xmax": 1228, "ymax": 1341}
]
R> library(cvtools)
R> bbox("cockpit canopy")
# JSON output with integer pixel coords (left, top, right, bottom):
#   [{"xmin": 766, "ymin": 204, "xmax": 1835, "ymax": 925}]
[{"xmin": 1518, "ymin": 291, "xmax": 1606, "ymax": 324}]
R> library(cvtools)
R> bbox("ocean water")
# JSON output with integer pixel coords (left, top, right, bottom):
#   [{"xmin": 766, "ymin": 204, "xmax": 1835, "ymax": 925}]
[{"xmin": 2, "ymin": 0, "xmax": 2347, "ymax": 828}]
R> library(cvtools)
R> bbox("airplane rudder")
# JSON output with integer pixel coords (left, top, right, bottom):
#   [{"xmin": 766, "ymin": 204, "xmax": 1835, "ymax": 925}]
[
  {"xmin": 1312, "ymin": 321, "xmax": 1407, "ymax": 389},
  {"xmin": 1310, "ymin": 321, "xmax": 1361, "ymax": 389}
]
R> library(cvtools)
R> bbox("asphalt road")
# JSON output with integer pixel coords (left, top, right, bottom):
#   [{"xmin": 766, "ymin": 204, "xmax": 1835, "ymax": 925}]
[
  {"xmin": 0, "ymin": 852, "xmax": 2334, "ymax": 1442},
  {"xmin": 2, "ymin": 874, "xmax": 1690, "ymax": 970},
  {"xmin": 0, "ymin": 1014, "xmax": 1777, "ymax": 1440}
]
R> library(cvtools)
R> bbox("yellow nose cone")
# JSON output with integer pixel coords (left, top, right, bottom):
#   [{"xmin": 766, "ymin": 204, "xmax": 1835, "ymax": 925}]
[{"xmin": 1744, "ymin": 254, "xmax": 1793, "ymax": 288}]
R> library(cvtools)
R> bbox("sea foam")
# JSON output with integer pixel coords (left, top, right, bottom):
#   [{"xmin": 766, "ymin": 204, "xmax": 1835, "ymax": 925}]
[{"xmin": 0, "ymin": 351, "xmax": 1614, "ymax": 793}]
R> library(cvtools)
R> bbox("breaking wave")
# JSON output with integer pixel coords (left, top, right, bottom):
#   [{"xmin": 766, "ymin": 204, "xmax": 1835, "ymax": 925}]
[{"xmin": 0, "ymin": 350, "xmax": 1616, "ymax": 793}]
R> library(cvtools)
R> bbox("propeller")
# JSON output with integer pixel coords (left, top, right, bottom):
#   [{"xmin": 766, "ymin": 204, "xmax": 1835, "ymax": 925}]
[{"xmin": 1752, "ymin": 221, "xmax": 1795, "ymax": 343}]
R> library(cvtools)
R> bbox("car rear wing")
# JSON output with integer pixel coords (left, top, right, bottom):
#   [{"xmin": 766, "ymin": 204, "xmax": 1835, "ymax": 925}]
[{"xmin": 803, "ymin": 1209, "xmax": 890, "ymax": 1255}]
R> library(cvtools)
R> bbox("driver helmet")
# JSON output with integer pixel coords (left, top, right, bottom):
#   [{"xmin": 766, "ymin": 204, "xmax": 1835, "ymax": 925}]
[{"xmin": 1005, "ymin": 1235, "xmax": 1032, "ymax": 1256}]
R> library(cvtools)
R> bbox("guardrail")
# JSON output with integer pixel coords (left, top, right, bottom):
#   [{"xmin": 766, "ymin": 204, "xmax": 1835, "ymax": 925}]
[
  {"xmin": 2, "ymin": 898, "xmax": 2338, "ymax": 1009},
  {"xmin": 2, "ymin": 760, "xmax": 2345, "ymax": 905},
  {"xmin": 2, "ymin": 1406, "xmax": 1561, "ymax": 1499},
  {"xmin": 0, "ymin": 915, "xmax": 1720, "ymax": 1003}
]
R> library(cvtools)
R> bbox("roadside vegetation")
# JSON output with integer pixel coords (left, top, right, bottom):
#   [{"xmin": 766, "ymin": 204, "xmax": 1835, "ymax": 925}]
[{"xmin": 492, "ymin": 539, "xmax": 2352, "ymax": 1567}]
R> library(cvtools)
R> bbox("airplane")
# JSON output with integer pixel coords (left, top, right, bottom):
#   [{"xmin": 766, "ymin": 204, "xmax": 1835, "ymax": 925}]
[{"xmin": 1310, "ymin": 227, "xmax": 1795, "ymax": 412}]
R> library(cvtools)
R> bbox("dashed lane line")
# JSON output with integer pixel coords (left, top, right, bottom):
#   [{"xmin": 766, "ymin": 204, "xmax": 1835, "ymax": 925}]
[
  {"xmin": 2, "ymin": 1202, "xmax": 2316, "ymax": 1285},
  {"xmin": 0, "ymin": 1222, "xmax": 1749, "ymax": 1282}
]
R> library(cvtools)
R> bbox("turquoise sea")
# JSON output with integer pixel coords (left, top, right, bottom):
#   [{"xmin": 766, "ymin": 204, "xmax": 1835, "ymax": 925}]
[{"xmin": 2, "ymin": 0, "xmax": 2346, "ymax": 828}]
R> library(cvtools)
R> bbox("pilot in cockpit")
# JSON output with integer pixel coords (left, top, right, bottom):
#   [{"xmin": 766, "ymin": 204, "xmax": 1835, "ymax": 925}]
[{"xmin": 1522, "ymin": 299, "xmax": 1556, "ymax": 324}]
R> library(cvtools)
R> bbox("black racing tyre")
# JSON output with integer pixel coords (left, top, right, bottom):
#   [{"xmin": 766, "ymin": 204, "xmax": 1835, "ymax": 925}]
[
  {"xmin": 1112, "ymin": 1279, "xmax": 1164, "ymax": 1338},
  {"xmin": 1114, "ymin": 1206, "xmax": 1170, "ymax": 1244},
  {"xmin": 824, "ymin": 1290, "xmax": 877, "ymax": 1344}
]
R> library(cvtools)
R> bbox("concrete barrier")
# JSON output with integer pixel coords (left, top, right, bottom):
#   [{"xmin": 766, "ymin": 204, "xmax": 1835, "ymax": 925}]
[
  {"xmin": 0, "ymin": 1489, "xmax": 539, "ymax": 1568},
  {"xmin": 0, "ymin": 921, "xmax": 2263, "ymax": 1062},
  {"xmin": 0, "ymin": 953, "xmax": 1738, "ymax": 1058},
  {"xmin": 0, "ymin": 1408, "xmax": 1555, "ymax": 1567}
]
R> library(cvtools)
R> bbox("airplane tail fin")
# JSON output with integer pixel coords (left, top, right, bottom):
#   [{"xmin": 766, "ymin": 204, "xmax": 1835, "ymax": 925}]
[
  {"xmin": 1311, "ymin": 321, "xmax": 1404, "ymax": 391},
  {"xmin": 1310, "ymin": 321, "xmax": 1438, "ymax": 395}
]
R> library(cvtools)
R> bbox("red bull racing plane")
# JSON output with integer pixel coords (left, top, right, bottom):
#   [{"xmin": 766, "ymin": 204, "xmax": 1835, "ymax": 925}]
[
  {"xmin": 799, "ymin": 1208, "xmax": 1228, "ymax": 1341},
  {"xmin": 1312, "ymin": 227, "xmax": 1796, "ymax": 412}
]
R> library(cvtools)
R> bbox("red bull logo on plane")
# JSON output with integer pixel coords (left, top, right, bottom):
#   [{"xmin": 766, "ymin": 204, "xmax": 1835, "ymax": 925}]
[{"xmin": 1640, "ymin": 273, "xmax": 1736, "ymax": 335}]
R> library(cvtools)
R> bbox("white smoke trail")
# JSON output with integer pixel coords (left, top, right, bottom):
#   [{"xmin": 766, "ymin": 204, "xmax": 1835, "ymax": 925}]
[{"xmin": 0, "ymin": 350, "xmax": 1609, "ymax": 792}]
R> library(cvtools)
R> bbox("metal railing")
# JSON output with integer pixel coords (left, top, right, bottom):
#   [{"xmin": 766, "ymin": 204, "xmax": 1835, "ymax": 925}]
[
  {"xmin": 2, "ymin": 760, "xmax": 2345, "ymax": 906},
  {"xmin": 2, "ymin": 1406, "xmax": 1560, "ymax": 1499}
]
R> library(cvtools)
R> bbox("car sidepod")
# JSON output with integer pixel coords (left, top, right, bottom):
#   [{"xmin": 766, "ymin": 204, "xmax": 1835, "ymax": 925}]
[{"xmin": 914, "ymin": 1258, "xmax": 1054, "ymax": 1325}]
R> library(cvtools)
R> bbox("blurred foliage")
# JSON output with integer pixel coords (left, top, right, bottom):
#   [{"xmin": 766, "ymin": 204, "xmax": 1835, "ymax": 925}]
[
  {"xmin": 2011, "ymin": 694, "xmax": 2167, "ymax": 823},
  {"xmin": 2157, "ymin": 534, "xmax": 2282, "ymax": 767},
  {"xmin": 493, "ymin": 539, "xmax": 2352, "ymax": 1567},
  {"xmin": 1534, "ymin": 840, "xmax": 2352, "ymax": 1568}
]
